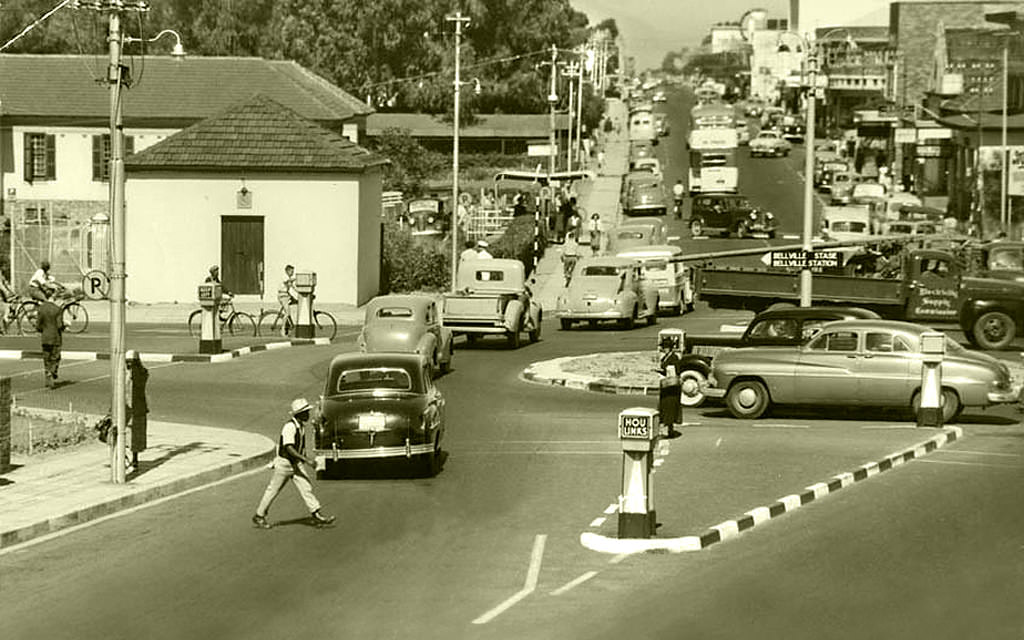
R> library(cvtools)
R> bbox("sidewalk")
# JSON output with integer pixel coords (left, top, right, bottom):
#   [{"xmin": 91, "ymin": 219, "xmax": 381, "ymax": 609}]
[
  {"xmin": 78, "ymin": 299, "xmax": 365, "ymax": 326},
  {"xmin": 0, "ymin": 414, "xmax": 273, "ymax": 552},
  {"xmin": 534, "ymin": 98, "xmax": 630, "ymax": 312}
]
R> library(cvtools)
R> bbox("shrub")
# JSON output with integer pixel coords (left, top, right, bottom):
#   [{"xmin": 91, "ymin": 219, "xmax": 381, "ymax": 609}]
[
  {"xmin": 489, "ymin": 215, "xmax": 548, "ymax": 278},
  {"xmin": 380, "ymin": 221, "xmax": 450, "ymax": 293}
]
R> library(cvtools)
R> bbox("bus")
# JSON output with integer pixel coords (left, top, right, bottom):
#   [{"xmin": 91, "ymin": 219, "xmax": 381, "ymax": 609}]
[
  {"xmin": 689, "ymin": 101, "xmax": 737, "ymax": 131},
  {"xmin": 687, "ymin": 128, "xmax": 738, "ymax": 196}
]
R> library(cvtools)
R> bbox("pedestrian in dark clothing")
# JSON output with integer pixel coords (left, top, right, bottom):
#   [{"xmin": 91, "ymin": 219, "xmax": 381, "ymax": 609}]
[{"xmin": 35, "ymin": 293, "xmax": 64, "ymax": 389}]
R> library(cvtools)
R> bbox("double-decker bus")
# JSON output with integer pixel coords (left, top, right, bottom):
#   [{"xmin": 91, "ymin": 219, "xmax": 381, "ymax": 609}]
[
  {"xmin": 689, "ymin": 101, "xmax": 737, "ymax": 131},
  {"xmin": 687, "ymin": 128, "xmax": 739, "ymax": 196}
]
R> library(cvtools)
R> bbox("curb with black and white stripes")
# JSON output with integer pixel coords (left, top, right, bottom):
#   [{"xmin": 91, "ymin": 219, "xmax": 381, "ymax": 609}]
[
  {"xmin": 0, "ymin": 337, "xmax": 331, "ymax": 364},
  {"xmin": 580, "ymin": 425, "xmax": 963, "ymax": 554}
]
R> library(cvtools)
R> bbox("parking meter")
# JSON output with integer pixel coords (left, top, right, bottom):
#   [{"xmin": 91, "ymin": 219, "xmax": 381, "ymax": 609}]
[
  {"xmin": 197, "ymin": 282, "xmax": 223, "ymax": 354},
  {"xmin": 294, "ymin": 271, "xmax": 317, "ymax": 339},
  {"xmin": 918, "ymin": 331, "xmax": 945, "ymax": 428},
  {"xmin": 618, "ymin": 407, "xmax": 659, "ymax": 539}
]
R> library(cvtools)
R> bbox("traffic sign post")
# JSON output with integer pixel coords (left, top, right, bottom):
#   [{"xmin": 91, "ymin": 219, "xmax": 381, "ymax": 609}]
[
  {"xmin": 617, "ymin": 408, "xmax": 660, "ymax": 538},
  {"xmin": 82, "ymin": 270, "xmax": 110, "ymax": 300}
]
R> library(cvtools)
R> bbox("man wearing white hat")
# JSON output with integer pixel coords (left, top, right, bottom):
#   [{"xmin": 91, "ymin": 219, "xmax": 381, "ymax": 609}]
[
  {"xmin": 253, "ymin": 398, "xmax": 335, "ymax": 528},
  {"xmin": 475, "ymin": 239, "xmax": 493, "ymax": 259}
]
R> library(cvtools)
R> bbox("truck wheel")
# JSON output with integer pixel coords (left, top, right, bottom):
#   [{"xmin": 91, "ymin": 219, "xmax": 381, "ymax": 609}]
[
  {"xmin": 679, "ymin": 366, "xmax": 710, "ymax": 407},
  {"xmin": 911, "ymin": 388, "xmax": 962, "ymax": 423},
  {"xmin": 972, "ymin": 311, "xmax": 1015, "ymax": 350},
  {"xmin": 439, "ymin": 344, "xmax": 452, "ymax": 374},
  {"xmin": 560, "ymin": 318, "xmax": 573, "ymax": 331},
  {"xmin": 528, "ymin": 311, "xmax": 542, "ymax": 343},
  {"xmin": 507, "ymin": 317, "xmax": 522, "ymax": 348},
  {"xmin": 689, "ymin": 220, "xmax": 703, "ymax": 237},
  {"xmin": 725, "ymin": 379, "xmax": 770, "ymax": 419}
]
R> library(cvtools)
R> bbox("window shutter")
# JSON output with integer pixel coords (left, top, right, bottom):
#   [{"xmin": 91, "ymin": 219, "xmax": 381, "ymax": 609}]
[
  {"xmin": 92, "ymin": 135, "xmax": 103, "ymax": 181},
  {"xmin": 125, "ymin": 135, "xmax": 135, "ymax": 156},
  {"xmin": 45, "ymin": 134, "xmax": 56, "ymax": 180},
  {"xmin": 23, "ymin": 133, "xmax": 33, "ymax": 183}
]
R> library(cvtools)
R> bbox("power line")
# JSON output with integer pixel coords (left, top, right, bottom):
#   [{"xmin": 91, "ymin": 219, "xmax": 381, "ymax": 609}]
[{"xmin": 0, "ymin": 0, "xmax": 73, "ymax": 53}]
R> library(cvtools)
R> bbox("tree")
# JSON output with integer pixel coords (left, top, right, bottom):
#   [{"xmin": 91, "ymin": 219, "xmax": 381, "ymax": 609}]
[{"xmin": 369, "ymin": 128, "xmax": 444, "ymax": 195}]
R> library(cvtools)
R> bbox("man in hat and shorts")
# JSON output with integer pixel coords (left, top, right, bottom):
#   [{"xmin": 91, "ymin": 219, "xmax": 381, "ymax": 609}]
[{"xmin": 252, "ymin": 398, "xmax": 335, "ymax": 528}]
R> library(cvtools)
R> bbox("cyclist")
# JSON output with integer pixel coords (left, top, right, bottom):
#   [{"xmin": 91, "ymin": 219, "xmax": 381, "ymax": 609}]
[
  {"xmin": 205, "ymin": 265, "xmax": 232, "ymax": 298},
  {"xmin": 672, "ymin": 180, "xmax": 685, "ymax": 219},
  {"xmin": 562, "ymin": 231, "xmax": 581, "ymax": 286},
  {"xmin": 276, "ymin": 264, "xmax": 299, "ymax": 336},
  {"xmin": 29, "ymin": 260, "xmax": 57, "ymax": 302}
]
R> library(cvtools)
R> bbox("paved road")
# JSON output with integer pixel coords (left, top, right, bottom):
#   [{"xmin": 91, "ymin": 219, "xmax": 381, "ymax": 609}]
[{"xmin": 2, "ymin": 85, "xmax": 1023, "ymax": 638}]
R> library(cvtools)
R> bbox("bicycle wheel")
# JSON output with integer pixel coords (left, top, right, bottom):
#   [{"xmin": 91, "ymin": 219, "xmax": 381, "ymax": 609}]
[
  {"xmin": 17, "ymin": 301, "xmax": 40, "ymax": 335},
  {"xmin": 228, "ymin": 311, "xmax": 256, "ymax": 336},
  {"xmin": 257, "ymin": 310, "xmax": 286, "ymax": 337},
  {"xmin": 187, "ymin": 309, "xmax": 202, "ymax": 337},
  {"xmin": 62, "ymin": 302, "xmax": 89, "ymax": 334},
  {"xmin": 313, "ymin": 310, "xmax": 337, "ymax": 341}
]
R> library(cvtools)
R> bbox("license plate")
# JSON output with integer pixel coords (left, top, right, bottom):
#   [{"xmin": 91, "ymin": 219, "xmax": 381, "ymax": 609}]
[{"xmin": 357, "ymin": 414, "xmax": 387, "ymax": 431}]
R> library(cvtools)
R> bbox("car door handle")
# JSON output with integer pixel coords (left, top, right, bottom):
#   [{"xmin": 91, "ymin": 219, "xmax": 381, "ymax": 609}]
[{"xmin": 846, "ymin": 354, "xmax": 858, "ymax": 359}]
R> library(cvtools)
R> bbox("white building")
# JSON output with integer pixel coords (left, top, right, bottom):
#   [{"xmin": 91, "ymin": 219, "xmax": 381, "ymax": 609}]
[{"xmin": 125, "ymin": 95, "xmax": 387, "ymax": 305}]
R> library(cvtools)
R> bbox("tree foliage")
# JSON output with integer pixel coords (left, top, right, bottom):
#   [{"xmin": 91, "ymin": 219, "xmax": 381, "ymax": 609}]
[{"xmin": 371, "ymin": 127, "xmax": 445, "ymax": 195}]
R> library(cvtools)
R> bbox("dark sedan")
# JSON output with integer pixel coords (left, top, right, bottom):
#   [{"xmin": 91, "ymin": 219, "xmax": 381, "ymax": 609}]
[{"xmin": 313, "ymin": 353, "xmax": 445, "ymax": 477}]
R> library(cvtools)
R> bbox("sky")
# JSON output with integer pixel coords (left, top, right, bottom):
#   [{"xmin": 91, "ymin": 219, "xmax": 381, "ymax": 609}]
[{"xmin": 571, "ymin": 0, "xmax": 790, "ymax": 70}]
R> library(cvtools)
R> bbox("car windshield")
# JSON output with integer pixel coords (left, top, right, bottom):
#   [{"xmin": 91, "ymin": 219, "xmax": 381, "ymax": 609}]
[
  {"xmin": 834, "ymin": 175, "xmax": 851, "ymax": 183},
  {"xmin": 376, "ymin": 307, "xmax": 414, "ymax": 319},
  {"xmin": 643, "ymin": 259, "xmax": 669, "ymax": 272},
  {"xmin": 618, "ymin": 231, "xmax": 645, "ymax": 240},
  {"xmin": 333, "ymin": 367, "xmax": 413, "ymax": 394}
]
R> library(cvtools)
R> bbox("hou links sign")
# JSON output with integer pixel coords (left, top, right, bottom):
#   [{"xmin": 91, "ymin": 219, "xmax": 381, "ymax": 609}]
[{"xmin": 764, "ymin": 250, "xmax": 840, "ymax": 270}]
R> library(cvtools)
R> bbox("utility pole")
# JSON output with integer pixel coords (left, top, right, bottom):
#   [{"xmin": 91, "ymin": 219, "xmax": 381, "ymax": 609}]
[
  {"xmin": 547, "ymin": 44, "xmax": 559, "ymax": 175},
  {"xmin": 563, "ymin": 60, "xmax": 579, "ymax": 172},
  {"xmin": 1002, "ymin": 38, "xmax": 1009, "ymax": 234},
  {"xmin": 77, "ymin": 0, "xmax": 149, "ymax": 484},
  {"xmin": 576, "ymin": 51, "xmax": 585, "ymax": 169},
  {"xmin": 447, "ymin": 10, "xmax": 470, "ymax": 292},
  {"xmin": 800, "ymin": 43, "xmax": 818, "ymax": 307}
]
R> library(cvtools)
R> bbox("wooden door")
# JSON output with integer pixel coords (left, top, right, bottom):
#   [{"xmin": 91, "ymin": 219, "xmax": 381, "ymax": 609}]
[{"xmin": 221, "ymin": 216, "xmax": 264, "ymax": 295}]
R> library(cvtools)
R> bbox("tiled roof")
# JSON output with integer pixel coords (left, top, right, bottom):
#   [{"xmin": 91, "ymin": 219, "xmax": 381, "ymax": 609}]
[
  {"xmin": 367, "ymin": 112, "xmax": 570, "ymax": 139},
  {"xmin": 0, "ymin": 54, "xmax": 371, "ymax": 124},
  {"xmin": 125, "ymin": 95, "xmax": 387, "ymax": 172}
]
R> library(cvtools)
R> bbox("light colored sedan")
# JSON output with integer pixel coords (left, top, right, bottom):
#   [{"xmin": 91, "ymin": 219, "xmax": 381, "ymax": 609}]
[
  {"xmin": 749, "ymin": 130, "xmax": 791, "ymax": 158},
  {"xmin": 358, "ymin": 294, "xmax": 454, "ymax": 374},
  {"xmin": 556, "ymin": 256, "xmax": 659, "ymax": 330},
  {"xmin": 704, "ymin": 319, "xmax": 1021, "ymax": 420}
]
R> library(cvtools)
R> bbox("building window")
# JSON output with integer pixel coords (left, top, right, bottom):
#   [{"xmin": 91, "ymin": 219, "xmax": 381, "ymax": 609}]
[
  {"xmin": 23, "ymin": 133, "xmax": 55, "ymax": 183},
  {"xmin": 92, "ymin": 134, "xmax": 135, "ymax": 181},
  {"xmin": 23, "ymin": 205, "xmax": 47, "ymax": 225}
]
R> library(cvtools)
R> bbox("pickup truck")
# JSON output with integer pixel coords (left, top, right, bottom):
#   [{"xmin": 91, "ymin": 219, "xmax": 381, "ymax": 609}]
[
  {"xmin": 667, "ymin": 306, "xmax": 881, "ymax": 407},
  {"xmin": 442, "ymin": 258, "xmax": 542, "ymax": 348},
  {"xmin": 694, "ymin": 247, "xmax": 1024, "ymax": 350}
]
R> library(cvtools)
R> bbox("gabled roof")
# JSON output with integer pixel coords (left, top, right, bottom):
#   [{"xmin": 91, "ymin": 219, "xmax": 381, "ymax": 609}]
[
  {"xmin": 125, "ymin": 95, "xmax": 387, "ymax": 173},
  {"xmin": 0, "ymin": 54, "xmax": 371, "ymax": 125},
  {"xmin": 367, "ymin": 112, "xmax": 569, "ymax": 139}
]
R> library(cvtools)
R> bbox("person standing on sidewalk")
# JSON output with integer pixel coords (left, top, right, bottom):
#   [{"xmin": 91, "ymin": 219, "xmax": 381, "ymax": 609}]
[
  {"xmin": 252, "ymin": 398, "xmax": 335, "ymax": 528},
  {"xmin": 35, "ymin": 290, "xmax": 64, "ymax": 389},
  {"xmin": 588, "ymin": 213, "xmax": 603, "ymax": 256}
]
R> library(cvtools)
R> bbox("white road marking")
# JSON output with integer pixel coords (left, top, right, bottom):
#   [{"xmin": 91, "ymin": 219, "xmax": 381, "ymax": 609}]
[
  {"xmin": 589, "ymin": 517, "xmax": 606, "ymax": 527},
  {"xmin": 609, "ymin": 553, "xmax": 629, "ymax": 564},
  {"xmin": 17, "ymin": 361, "xmax": 182, "ymax": 395},
  {"xmin": 3, "ymin": 360, "xmax": 94, "ymax": 380},
  {"xmin": 751, "ymin": 423, "xmax": 809, "ymax": 429},
  {"xmin": 472, "ymin": 534, "xmax": 547, "ymax": 625},
  {"xmin": 939, "ymin": 449, "xmax": 1021, "ymax": 458},
  {"xmin": 550, "ymin": 571, "xmax": 599, "ymax": 596},
  {"xmin": 604, "ymin": 504, "xmax": 618, "ymax": 515},
  {"xmin": 459, "ymin": 451, "xmax": 620, "ymax": 456},
  {"xmin": 653, "ymin": 459, "xmax": 664, "ymax": 467},
  {"xmin": 917, "ymin": 459, "xmax": 1018, "ymax": 468},
  {"xmin": 861, "ymin": 424, "xmax": 916, "ymax": 430},
  {"xmin": 715, "ymin": 438, "xmax": 722, "ymax": 447}
]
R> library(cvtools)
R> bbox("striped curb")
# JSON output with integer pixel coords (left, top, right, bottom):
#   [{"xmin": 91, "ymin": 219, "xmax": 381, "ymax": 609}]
[
  {"xmin": 0, "ymin": 337, "xmax": 331, "ymax": 364},
  {"xmin": 580, "ymin": 425, "xmax": 963, "ymax": 554}
]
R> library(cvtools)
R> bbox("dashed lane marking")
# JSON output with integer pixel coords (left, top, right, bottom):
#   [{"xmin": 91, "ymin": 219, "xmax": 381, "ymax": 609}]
[{"xmin": 550, "ymin": 571, "xmax": 599, "ymax": 596}]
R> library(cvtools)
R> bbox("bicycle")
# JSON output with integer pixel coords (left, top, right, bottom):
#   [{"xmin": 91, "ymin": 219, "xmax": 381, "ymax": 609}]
[
  {"xmin": 9, "ymin": 291, "xmax": 90, "ymax": 336},
  {"xmin": 187, "ymin": 295, "xmax": 256, "ymax": 337},
  {"xmin": 256, "ymin": 301, "xmax": 337, "ymax": 341}
]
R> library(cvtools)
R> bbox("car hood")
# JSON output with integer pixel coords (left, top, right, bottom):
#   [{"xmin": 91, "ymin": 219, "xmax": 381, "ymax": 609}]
[{"xmin": 361, "ymin": 322, "xmax": 422, "ymax": 352}]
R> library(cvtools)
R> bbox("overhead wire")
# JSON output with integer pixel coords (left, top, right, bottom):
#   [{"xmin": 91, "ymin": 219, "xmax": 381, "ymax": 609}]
[{"xmin": 0, "ymin": 0, "xmax": 73, "ymax": 53}]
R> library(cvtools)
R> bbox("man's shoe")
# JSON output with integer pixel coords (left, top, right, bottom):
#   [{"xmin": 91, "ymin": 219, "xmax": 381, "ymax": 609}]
[
  {"xmin": 311, "ymin": 511, "xmax": 335, "ymax": 525},
  {"xmin": 252, "ymin": 514, "xmax": 271, "ymax": 529}
]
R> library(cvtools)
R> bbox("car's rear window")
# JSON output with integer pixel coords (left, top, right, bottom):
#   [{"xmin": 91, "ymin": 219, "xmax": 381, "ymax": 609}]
[
  {"xmin": 475, "ymin": 270, "xmax": 505, "ymax": 282},
  {"xmin": 618, "ymin": 231, "xmax": 645, "ymax": 240},
  {"xmin": 583, "ymin": 266, "xmax": 626, "ymax": 277},
  {"xmin": 376, "ymin": 307, "xmax": 413, "ymax": 319},
  {"xmin": 831, "ymin": 221, "xmax": 867, "ymax": 233},
  {"xmin": 334, "ymin": 367, "xmax": 412, "ymax": 393}
]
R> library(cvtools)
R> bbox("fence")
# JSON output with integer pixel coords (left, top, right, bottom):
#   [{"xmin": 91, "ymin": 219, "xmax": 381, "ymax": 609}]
[
  {"xmin": 465, "ymin": 208, "xmax": 516, "ymax": 241},
  {"xmin": 8, "ymin": 200, "xmax": 107, "ymax": 295}
]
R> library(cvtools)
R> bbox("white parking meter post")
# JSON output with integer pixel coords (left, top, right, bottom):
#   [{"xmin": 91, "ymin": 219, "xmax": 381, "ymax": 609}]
[
  {"xmin": 618, "ymin": 407, "xmax": 660, "ymax": 539},
  {"xmin": 294, "ymin": 272, "xmax": 317, "ymax": 339},
  {"xmin": 197, "ymin": 283, "xmax": 223, "ymax": 354},
  {"xmin": 918, "ymin": 331, "xmax": 945, "ymax": 428}
]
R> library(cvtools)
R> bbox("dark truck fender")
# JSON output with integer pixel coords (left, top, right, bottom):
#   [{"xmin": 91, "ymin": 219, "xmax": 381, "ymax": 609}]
[{"xmin": 959, "ymin": 296, "xmax": 1024, "ymax": 350}]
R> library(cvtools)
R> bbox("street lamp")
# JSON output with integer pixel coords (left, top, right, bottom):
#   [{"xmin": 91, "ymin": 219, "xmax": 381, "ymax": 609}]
[
  {"xmin": 446, "ymin": 11, "xmax": 470, "ymax": 293},
  {"xmin": 777, "ymin": 28, "xmax": 857, "ymax": 307}
]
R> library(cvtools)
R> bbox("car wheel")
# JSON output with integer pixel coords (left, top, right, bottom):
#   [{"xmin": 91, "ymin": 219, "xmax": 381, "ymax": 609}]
[
  {"xmin": 560, "ymin": 318, "xmax": 573, "ymax": 331},
  {"xmin": 689, "ymin": 220, "xmax": 703, "ymax": 237},
  {"xmin": 911, "ymin": 388, "xmax": 962, "ymax": 424},
  {"xmin": 972, "ymin": 311, "xmax": 1015, "ymax": 350},
  {"xmin": 439, "ymin": 344, "xmax": 452, "ymax": 373},
  {"xmin": 725, "ymin": 379, "xmax": 770, "ymax": 419},
  {"xmin": 622, "ymin": 306, "xmax": 637, "ymax": 330},
  {"xmin": 679, "ymin": 366, "xmax": 709, "ymax": 407},
  {"xmin": 736, "ymin": 221, "xmax": 749, "ymax": 239},
  {"xmin": 419, "ymin": 436, "xmax": 442, "ymax": 477},
  {"xmin": 647, "ymin": 307, "xmax": 657, "ymax": 326}
]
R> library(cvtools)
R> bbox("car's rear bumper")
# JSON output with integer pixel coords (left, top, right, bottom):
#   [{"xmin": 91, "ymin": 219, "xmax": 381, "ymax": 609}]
[
  {"xmin": 557, "ymin": 308, "xmax": 625, "ymax": 320},
  {"xmin": 314, "ymin": 441, "xmax": 433, "ymax": 467}
]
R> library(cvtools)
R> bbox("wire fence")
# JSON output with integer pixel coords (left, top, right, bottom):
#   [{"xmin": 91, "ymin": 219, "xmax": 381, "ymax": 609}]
[{"xmin": 8, "ymin": 200, "xmax": 108, "ymax": 295}]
